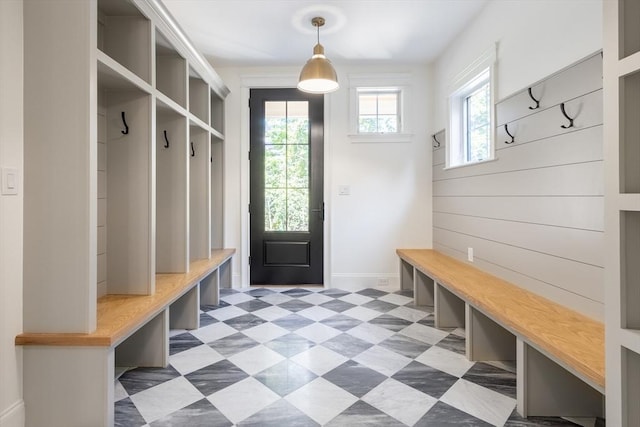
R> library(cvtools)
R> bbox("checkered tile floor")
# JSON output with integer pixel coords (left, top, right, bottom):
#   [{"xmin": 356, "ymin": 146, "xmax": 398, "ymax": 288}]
[{"xmin": 114, "ymin": 287, "xmax": 585, "ymax": 426}]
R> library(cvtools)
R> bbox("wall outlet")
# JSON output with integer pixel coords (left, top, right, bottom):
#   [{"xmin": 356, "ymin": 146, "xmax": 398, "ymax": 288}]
[
  {"xmin": 467, "ymin": 247, "xmax": 474, "ymax": 262},
  {"xmin": 338, "ymin": 185, "xmax": 351, "ymax": 196},
  {"xmin": 377, "ymin": 277, "xmax": 390, "ymax": 287}
]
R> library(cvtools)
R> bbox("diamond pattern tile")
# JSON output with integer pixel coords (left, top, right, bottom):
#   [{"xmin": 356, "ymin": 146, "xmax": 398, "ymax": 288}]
[{"xmin": 115, "ymin": 286, "xmax": 579, "ymax": 427}]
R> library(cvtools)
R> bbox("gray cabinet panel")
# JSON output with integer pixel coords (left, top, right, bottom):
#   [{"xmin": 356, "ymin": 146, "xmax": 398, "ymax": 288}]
[
  {"xmin": 496, "ymin": 89, "xmax": 602, "ymax": 150},
  {"xmin": 434, "ymin": 126, "xmax": 602, "ymax": 181},
  {"xmin": 433, "ymin": 196, "xmax": 604, "ymax": 231},
  {"xmin": 496, "ymin": 53, "xmax": 602, "ymax": 126},
  {"xmin": 433, "ymin": 161, "xmax": 603, "ymax": 197},
  {"xmin": 433, "ymin": 212, "xmax": 603, "ymax": 267}
]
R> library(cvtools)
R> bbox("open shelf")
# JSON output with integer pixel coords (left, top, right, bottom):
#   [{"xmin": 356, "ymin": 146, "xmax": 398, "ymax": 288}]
[
  {"xmin": 156, "ymin": 104, "xmax": 188, "ymax": 274},
  {"xmin": 190, "ymin": 126, "xmax": 211, "ymax": 261},
  {"xmin": 211, "ymin": 90, "xmax": 225, "ymax": 135},
  {"xmin": 97, "ymin": 0, "xmax": 151, "ymax": 84},
  {"xmin": 622, "ymin": 211, "xmax": 640, "ymax": 329},
  {"xmin": 189, "ymin": 68, "xmax": 209, "ymax": 124},
  {"xmin": 621, "ymin": 0, "xmax": 640, "ymax": 59},
  {"xmin": 211, "ymin": 135, "xmax": 224, "ymax": 250},
  {"xmin": 623, "ymin": 347, "xmax": 640, "ymax": 425},
  {"xmin": 621, "ymin": 69, "xmax": 640, "ymax": 193},
  {"xmin": 156, "ymin": 30, "xmax": 187, "ymax": 108}
]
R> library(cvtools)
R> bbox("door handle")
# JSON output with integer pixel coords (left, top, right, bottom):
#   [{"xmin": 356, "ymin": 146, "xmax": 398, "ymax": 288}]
[{"xmin": 311, "ymin": 203, "xmax": 325, "ymax": 221}]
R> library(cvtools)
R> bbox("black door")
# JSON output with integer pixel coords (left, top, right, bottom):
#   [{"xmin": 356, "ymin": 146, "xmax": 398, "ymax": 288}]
[{"xmin": 249, "ymin": 88, "xmax": 324, "ymax": 285}]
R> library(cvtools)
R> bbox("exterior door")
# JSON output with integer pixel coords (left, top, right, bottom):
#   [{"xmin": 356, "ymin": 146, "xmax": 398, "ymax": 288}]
[{"xmin": 249, "ymin": 88, "xmax": 324, "ymax": 285}]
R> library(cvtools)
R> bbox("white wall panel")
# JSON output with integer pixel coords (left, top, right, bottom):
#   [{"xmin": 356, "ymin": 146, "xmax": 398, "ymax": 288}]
[
  {"xmin": 434, "ymin": 125, "xmax": 602, "ymax": 181},
  {"xmin": 434, "ymin": 161, "xmax": 603, "ymax": 197},
  {"xmin": 433, "ymin": 212, "xmax": 604, "ymax": 267},
  {"xmin": 433, "ymin": 196, "xmax": 603, "ymax": 231}
]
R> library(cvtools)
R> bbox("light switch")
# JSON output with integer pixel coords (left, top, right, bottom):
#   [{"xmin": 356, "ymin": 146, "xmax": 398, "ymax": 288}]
[
  {"xmin": 338, "ymin": 185, "xmax": 351, "ymax": 196},
  {"xmin": 2, "ymin": 167, "xmax": 19, "ymax": 195}
]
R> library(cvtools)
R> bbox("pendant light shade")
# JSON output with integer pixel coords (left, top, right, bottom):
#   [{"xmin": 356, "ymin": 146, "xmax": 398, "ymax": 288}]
[{"xmin": 298, "ymin": 17, "xmax": 339, "ymax": 94}]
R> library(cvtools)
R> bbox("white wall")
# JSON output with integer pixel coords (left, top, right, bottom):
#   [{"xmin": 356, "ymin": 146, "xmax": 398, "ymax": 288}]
[
  {"xmin": 0, "ymin": 1, "xmax": 24, "ymax": 426},
  {"xmin": 217, "ymin": 64, "xmax": 431, "ymax": 289},
  {"xmin": 433, "ymin": 0, "xmax": 602, "ymax": 128},
  {"xmin": 430, "ymin": 0, "xmax": 603, "ymax": 319}
]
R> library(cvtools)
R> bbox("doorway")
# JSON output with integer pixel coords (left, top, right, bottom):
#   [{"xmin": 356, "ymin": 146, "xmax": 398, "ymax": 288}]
[{"xmin": 249, "ymin": 88, "xmax": 324, "ymax": 285}]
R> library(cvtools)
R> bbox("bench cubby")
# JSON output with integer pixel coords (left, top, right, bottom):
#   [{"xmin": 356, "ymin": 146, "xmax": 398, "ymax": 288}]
[{"xmin": 397, "ymin": 249, "xmax": 604, "ymax": 419}]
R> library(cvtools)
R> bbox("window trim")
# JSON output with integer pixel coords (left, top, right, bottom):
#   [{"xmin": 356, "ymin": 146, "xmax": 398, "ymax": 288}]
[
  {"xmin": 348, "ymin": 73, "xmax": 413, "ymax": 143},
  {"xmin": 446, "ymin": 44, "xmax": 497, "ymax": 168}
]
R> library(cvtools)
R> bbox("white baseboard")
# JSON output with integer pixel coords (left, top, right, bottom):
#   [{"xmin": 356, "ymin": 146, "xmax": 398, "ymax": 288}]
[
  {"xmin": 329, "ymin": 274, "xmax": 399, "ymax": 292},
  {"xmin": 0, "ymin": 400, "xmax": 24, "ymax": 427}
]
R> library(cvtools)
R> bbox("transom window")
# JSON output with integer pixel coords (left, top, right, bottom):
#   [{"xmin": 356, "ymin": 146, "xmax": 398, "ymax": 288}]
[{"xmin": 357, "ymin": 90, "xmax": 400, "ymax": 133}]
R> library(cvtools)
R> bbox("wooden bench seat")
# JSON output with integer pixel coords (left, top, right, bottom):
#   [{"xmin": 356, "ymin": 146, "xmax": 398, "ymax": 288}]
[
  {"xmin": 397, "ymin": 248, "xmax": 604, "ymax": 419},
  {"xmin": 16, "ymin": 248, "xmax": 234, "ymax": 427},
  {"xmin": 16, "ymin": 249, "xmax": 235, "ymax": 347}
]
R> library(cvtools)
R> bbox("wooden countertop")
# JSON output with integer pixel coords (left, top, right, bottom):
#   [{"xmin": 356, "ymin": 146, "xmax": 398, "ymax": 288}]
[
  {"xmin": 397, "ymin": 248, "xmax": 605, "ymax": 390},
  {"xmin": 16, "ymin": 249, "xmax": 235, "ymax": 347}
]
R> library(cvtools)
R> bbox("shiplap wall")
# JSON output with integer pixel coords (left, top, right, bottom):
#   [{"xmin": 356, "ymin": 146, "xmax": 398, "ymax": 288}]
[{"xmin": 432, "ymin": 52, "xmax": 603, "ymax": 320}]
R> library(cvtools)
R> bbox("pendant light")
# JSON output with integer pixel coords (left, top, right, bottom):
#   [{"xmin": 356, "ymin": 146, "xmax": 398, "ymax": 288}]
[{"xmin": 297, "ymin": 17, "xmax": 339, "ymax": 94}]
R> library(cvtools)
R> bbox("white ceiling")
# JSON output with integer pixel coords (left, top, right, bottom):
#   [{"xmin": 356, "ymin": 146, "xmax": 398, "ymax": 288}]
[{"xmin": 162, "ymin": 0, "xmax": 489, "ymax": 67}]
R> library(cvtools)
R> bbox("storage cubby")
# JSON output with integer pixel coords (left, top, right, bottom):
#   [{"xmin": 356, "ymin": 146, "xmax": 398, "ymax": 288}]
[
  {"xmin": 97, "ymin": 0, "xmax": 151, "ymax": 83},
  {"xmin": 621, "ymin": 0, "xmax": 640, "ymax": 59},
  {"xmin": 155, "ymin": 30, "xmax": 187, "ymax": 108},
  {"xmin": 189, "ymin": 69, "xmax": 209, "ymax": 124},
  {"xmin": 621, "ymin": 70, "xmax": 640, "ymax": 193},
  {"xmin": 156, "ymin": 105, "xmax": 188, "ymax": 273},
  {"xmin": 99, "ymin": 78, "xmax": 153, "ymax": 295},
  {"xmin": 622, "ymin": 211, "xmax": 640, "ymax": 329},
  {"xmin": 211, "ymin": 90, "xmax": 225, "ymax": 134},
  {"xmin": 190, "ymin": 125, "xmax": 211, "ymax": 261},
  {"xmin": 624, "ymin": 347, "xmax": 640, "ymax": 425},
  {"xmin": 211, "ymin": 136, "xmax": 225, "ymax": 249}
]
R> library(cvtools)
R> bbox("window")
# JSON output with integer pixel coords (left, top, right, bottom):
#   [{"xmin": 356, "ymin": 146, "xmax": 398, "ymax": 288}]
[
  {"xmin": 348, "ymin": 73, "xmax": 412, "ymax": 143},
  {"xmin": 357, "ymin": 90, "xmax": 400, "ymax": 133},
  {"xmin": 448, "ymin": 46, "xmax": 496, "ymax": 168}
]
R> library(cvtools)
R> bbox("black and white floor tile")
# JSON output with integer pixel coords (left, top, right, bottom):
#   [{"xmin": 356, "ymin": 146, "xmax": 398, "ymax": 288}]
[{"xmin": 114, "ymin": 287, "xmax": 590, "ymax": 427}]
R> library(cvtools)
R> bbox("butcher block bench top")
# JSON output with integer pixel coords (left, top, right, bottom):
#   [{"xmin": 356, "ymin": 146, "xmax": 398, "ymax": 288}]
[
  {"xmin": 397, "ymin": 248, "xmax": 604, "ymax": 390},
  {"xmin": 16, "ymin": 249, "xmax": 235, "ymax": 348}
]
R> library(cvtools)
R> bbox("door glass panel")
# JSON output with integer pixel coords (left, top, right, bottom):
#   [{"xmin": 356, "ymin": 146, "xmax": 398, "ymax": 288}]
[{"xmin": 264, "ymin": 101, "xmax": 310, "ymax": 232}]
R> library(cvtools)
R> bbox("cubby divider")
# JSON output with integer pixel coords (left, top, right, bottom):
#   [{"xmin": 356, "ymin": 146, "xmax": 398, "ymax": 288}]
[
  {"xmin": 190, "ymin": 125, "xmax": 211, "ymax": 261},
  {"xmin": 156, "ymin": 107, "xmax": 188, "ymax": 273},
  {"xmin": 211, "ymin": 135, "xmax": 224, "ymax": 249}
]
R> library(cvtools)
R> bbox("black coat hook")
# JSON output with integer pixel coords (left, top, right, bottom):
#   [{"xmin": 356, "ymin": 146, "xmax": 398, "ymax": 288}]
[
  {"xmin": 163, "ymin": 130, "xmax": 170, "ymax": 148},
  {"xmin": 560, "ymin": 103, "xmax": 575, "ymax": 129},
  {"xmin": 121, "ymin": 111, "xmax": 129, "ymax": 135},
  {"xmin": 504, "ymin": 123, "xmax": 515, "ymax": 144},
  {"xmin": 432, "ymin": 134, "xmax": 441, "ymax": 148},
  {"xmin": 527, "ymin": 88, "xmax": 540, "ymax": 110},
  {"xmin": 190, "ymin": 142, "xmax": 195, "ymax": 157}
]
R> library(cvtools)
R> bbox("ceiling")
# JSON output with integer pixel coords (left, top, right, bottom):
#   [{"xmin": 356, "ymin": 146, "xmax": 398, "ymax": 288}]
[{"xmin": 162, "ymin": 0, "xmax": 489, "ymax": 67}]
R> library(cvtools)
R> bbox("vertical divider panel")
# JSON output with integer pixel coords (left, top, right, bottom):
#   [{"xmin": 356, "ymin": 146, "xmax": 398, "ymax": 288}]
[
  {"xmin": 106, "ymin": 91, "xmax": 154, "ymax": 294},
  {"xmin": 211, "ymin": 136, "xmax": 225, "ymax": 249},
  {"xmin": 190, "ymin": 126, "xmax": 212, "ymax": 261},
  {"xmin": 156, "ymin": 107, "xmax": 188, "ymax": 273}
]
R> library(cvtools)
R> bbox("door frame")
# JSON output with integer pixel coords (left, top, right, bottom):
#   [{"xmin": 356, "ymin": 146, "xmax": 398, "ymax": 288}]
[{"xmin": 238, "ymin": 73, "xmax": 333, "ymax": 288}]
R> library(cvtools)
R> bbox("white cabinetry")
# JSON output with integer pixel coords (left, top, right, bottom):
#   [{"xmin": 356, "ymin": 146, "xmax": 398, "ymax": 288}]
[{"xmin": 603, "ymin": 1, "xmax": 640, "ymax": 425}]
